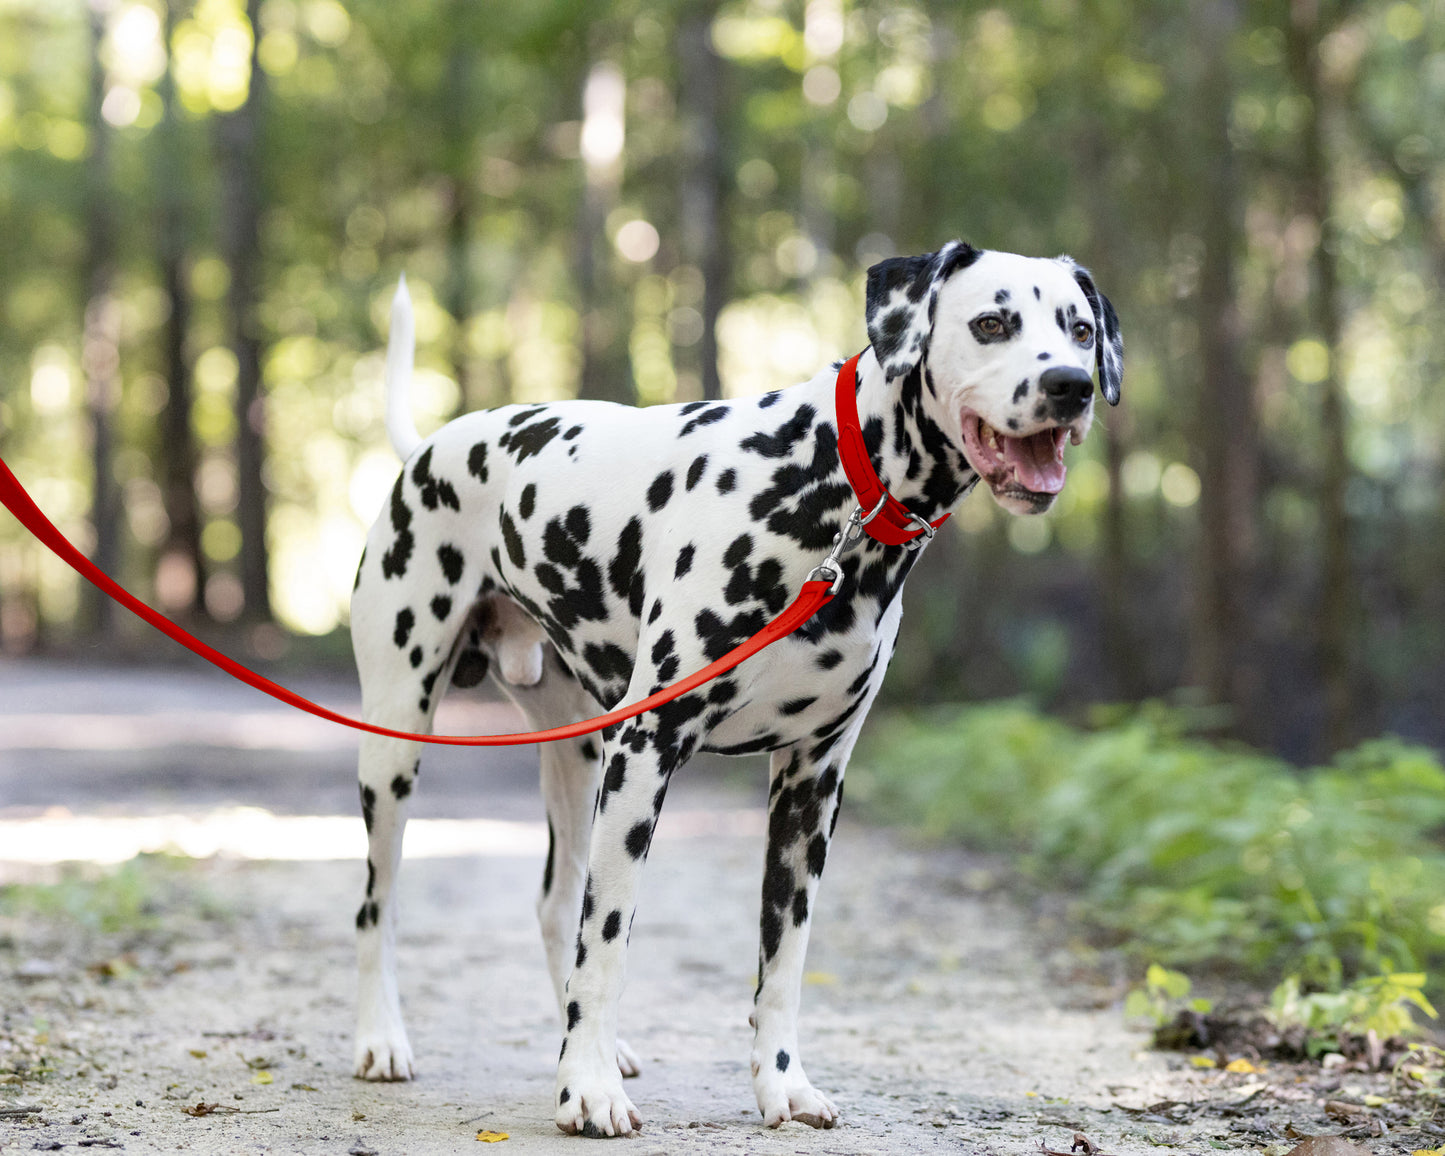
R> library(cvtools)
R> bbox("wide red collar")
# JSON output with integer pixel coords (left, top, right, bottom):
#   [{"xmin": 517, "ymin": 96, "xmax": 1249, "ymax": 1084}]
[{"xmin": 834, "ymin": 353, "xmax": 951, "ymax": 547}]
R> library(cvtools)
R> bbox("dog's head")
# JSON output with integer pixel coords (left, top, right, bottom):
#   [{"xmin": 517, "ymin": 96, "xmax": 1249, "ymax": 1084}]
[{"xmin": 866, "ymin": 241, "xmax": 1122, "ymax": 515}]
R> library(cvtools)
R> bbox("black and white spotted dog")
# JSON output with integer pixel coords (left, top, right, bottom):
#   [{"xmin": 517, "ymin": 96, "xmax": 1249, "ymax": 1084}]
[{"xmin": 349, "ymin": 242, "xmax": 1122, "ymax": 1136}]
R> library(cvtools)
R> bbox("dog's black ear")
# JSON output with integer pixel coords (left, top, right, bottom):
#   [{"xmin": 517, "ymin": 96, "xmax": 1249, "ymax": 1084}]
[
  {"xmin": 866, "ymin": 240, "xmax": 982, "ymax": 380},
  {"xmin": 1059, "ymin": 258, "xmax": 1123, "ymax": 406}
]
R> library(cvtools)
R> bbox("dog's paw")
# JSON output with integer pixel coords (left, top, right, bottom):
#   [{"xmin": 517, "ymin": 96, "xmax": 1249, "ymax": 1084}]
[
  {"xmin": 555, "ymin": 1067, "xmax": 641, "ymax": 1137},
  {"xmin": 751, "ymin": 1051, "xmax": 837, "ymax": 1129},
  {"xmin": 353, "ymin": 1030, "xmax": 415, "ymax": 1081},
  {"xmin": 615, "ymin": 1037, "xmax": 642, "ymax": 1079}
]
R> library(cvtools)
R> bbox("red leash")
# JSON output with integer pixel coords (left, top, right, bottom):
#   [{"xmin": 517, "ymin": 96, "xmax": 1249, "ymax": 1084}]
[
  {"xmin": 0, "ymin": 455, "xmax": 834, "ymax": 747},
  {"xmin": 0, "ymin": 355, "xmax": 939, "ymax": 748}
]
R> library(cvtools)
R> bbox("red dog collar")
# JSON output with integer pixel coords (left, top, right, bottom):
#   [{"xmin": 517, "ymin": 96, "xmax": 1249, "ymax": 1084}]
[{"xmin": 834, "ymin": 353, "xmax": 951, "ymax": 547}]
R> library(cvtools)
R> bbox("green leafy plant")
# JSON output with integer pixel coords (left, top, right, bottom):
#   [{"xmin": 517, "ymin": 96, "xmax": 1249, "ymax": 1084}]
[
  {"xmin": 852, "ymin": 701, "xmax": 1445, "ymax": 987},
  {"xmin": 1125, "ymin": 962, "xmax": 1214, "ymax": 1025},
  {"xmin": 1271, "ymin": 971, "xmax": 1438, "ymax": 1054}
]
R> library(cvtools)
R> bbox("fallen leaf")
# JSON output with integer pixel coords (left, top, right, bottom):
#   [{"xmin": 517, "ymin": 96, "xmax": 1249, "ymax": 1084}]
[
  {"xmin": 1411, "ymin": 1148, "xmax": 1445, "ymax": 1156},
  {"xmin": 1285, "ymin": 1137, "xmax": 1372, "ymax": 1156},
  {"xmin": 1361, "ymin": 1095, "xmax": 1387, "ymax": 1108},
  {"xmin": 183, "ymin": 1102, "xmax": 221, "ymax": 1117},
  {"xmin": 289, "ymin": 1082, "xmax": 318, "ymax": 1092},
  {"xmin": 1190, "ymin": 1055, "xmax": 1217, "ymax": 1069},
  {"xmin": 476, "ymin": 1131, "xmax": 509, "ymax": 1142},
  {"xmin": 250, "ymin": 1070, "xmax": 273, "ymax": 1085},
  {"xmin": 803, "ymin": 971, "xmax": 837, "ymax": 986},
  {"xmin": 1224, "ymin": 1058, "xmax": 1258, "ymax": 1074},
  {"xmin": 188, "ymin": 1049, "xmax": 207, "ymax": 1059}
]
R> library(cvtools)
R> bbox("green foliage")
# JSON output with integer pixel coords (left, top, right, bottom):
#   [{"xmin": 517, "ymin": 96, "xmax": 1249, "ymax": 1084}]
[
  {"xmin": 1271, "ymin": 972, "xmax": 1438, "ymax": 1053},
  {"xmin": 1125, "ymin": 962, "xmax": 1213, "ymax": 1026},
  {"xmin": 0, "ymin": 853, "xmax": 218, "ymax": 934},
  {"xmin": 853, "ymin": 702, "xmax": 1445, "ymax": 986}
]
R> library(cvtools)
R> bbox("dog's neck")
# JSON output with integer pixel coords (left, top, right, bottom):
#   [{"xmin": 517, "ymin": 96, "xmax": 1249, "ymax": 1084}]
[{"xmin": 845, "ymin": 349, "xmax": 979, "ymax": 524}]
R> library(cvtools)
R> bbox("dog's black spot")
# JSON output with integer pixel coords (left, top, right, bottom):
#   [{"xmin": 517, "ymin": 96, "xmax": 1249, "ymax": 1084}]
[
  {"xmin": 502, "ymin": 416, "xmax": 562, "ymax": 462},
  {"xmin": 694, "ymin": 606, "xmax": 767, "ymax": 662},
  {"xmin": 815, "ymin": 649, "xmax": 844, "ymax": 670},
  {"xmin": 580, "ymin": 738, "xmax": 599, "ymax": 761},
  {"xmin": 680, "ymin": 401, "xmax": 706, "ymax": 415},
  {"xmin": 391, "ymin": 773, "xmax": 411, "ymax": 800},
  {"xmin": 680, "ymin": 404, "xmax": 728, "ymax": 437},
  {"xmin": 647, "ymin": 471, "xmax": 674, "ymax": 512},
  {"xmin": 647, "ymin": 598, "xmax": 663, "ymax": 624},
  {"xmin": 792, "ymin": 888, "xmax": 810, "ymax": 926},
  {"xmin": 601, "ymin": 753, "xmax": 627, "ymax": 811},
  {"xmin": 567, "ymin": 1001, "xmax": 581, "ymax": 1030},
  {"xmin": 381, "ymin": 476, "xmax": 415, "ymax": 578},
  {"xmin": 807, "ymin": 833, "xmax": 828, "ymax": 876},
  {"xmin": 716, "ymin": 468, "xmax": 737, "ymax": 494},
  {"xmin": 1034, "ymin": 285, "xmax": 1041, "ymax": 299},
  {"xmin": 759, "ymin": 391, "xmax": 782, "ymax": 409},
  {"xmin": 559, "ymin": 1086, "xmax": 571, "ymax": 1104},
  {"xmin": 776, "ymin": 1049, "xmax": 790, "ymax": 1072},
  {"xmin": 411, "ymin": 447, "xmax": 460, "ymax": 512},
  {"xmin": 602, "ymin": 910, "xmax": 622, "ymax": 942},
  {"xmin": 780, "ymin": 696, "xmax": 816, "ymax": 716},
  {"xmin": 356, "ymin": 900, "xmax": 379, "ymax": 929},
  {"xmin": 408, "ymin": 644, "xmax": 423, "ymax": 669},
  {"xmin": 607, "ymin": 518, "xmax": 643, "ymax": 614},
  {"xmin": 469, "ymin": 442, "xmax": 493, "ymax": 483},
  {"xmin": 436, "ymin": 543, "xmax": 464, "ymax": 584},
  {"xmin": 995, "ymin": 289, "xmax": 1011, "ymax": 304},
  {"xmin": 1007, "ymin": 418, "xmax": 1020, "ymax": 431},
  {"xmin": 542, "ymin": 820, "xmax": 555, "ymax": 895},
  {"xmin": 519, "ymin": 483, "xmax": 537, "ymax": 520},
  {"xmin": 393, "ymin": 608, "xmax": 415, "ymax": 648},
  {"xmin": 565, "ymin": 504, "xmax": 591, "ymax": 544},
  {"xmin": 625, "ymin": 820, "xmax": 653, "ymax": 860},
  {"xmin": 740, "ymin": 405, "xmax": 815, "ymax": 459},
  {"xmin": 500, "ymin": 510, "xmax": 525, "ymax": 568},
  {"xmin": 1013, "ymin": 380, "xmax": 1029, "ymax": 404},
  {"xmin": 685, "ymin": 454, "xmax": 708, "ymax": 491},
  {"xmin": 564, "ymin": 424, "xmax": 584, "ymax": 440},
  {"xmin": 451, "ymin": 644, "xmax": 488, "ymax": 686},
  {"xmin": 360, "ymin": 784, "xmax": 376, "ymax": 833},
  {"xmin": 430, "ymin": 594, "xmax": 451, "ymax": 620},
  {"xmin": 674, "ymin": 544, "xmax": 695, "ymax": 579}
]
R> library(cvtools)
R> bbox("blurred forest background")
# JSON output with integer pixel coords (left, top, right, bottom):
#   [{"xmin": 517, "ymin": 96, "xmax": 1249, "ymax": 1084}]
[{"xmin": 0, "ymin": 0, "xmax": 1439, "ymax": 762}]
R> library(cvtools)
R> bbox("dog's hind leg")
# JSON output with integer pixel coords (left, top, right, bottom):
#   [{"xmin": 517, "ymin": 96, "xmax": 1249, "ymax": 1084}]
[
  {"xmin": 350, "ymin": 531, "xmax": 467, "ymax": 1081},
  {"xmin": 748, "ymin": 724, "xmax": 862, "ymax": 1129},
  {"xmin": 495, "ymin": 641, "xmax": 642, "ymax": 1080}
]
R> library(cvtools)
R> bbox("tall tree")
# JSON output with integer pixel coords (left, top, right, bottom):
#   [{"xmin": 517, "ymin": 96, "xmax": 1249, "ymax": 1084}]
[
  {"xmin": 676, "ymin": 2, "xmax": 728, "ymax": 401},
  {"xmin": 81, "ymin": 0, "xmax": 121, "ymax": 636},
  {"xmin": 216, "ymin": 0, "xmax": 270, "ymax": 621},
  {"xmin": 1189, "ymin": 0, "xmax": 1262, "ymax": 734},
  {"xmin": 1287, "ymin": 0, "xmax": 1357, "ymax": 750},
  {"xmin": 156, "ymin": 0, "xmax": 204, "ymax": 618}
]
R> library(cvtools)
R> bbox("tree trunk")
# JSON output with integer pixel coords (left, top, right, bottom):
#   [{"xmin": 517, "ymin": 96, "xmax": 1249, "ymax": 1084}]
[
  {"xmin": 156, "ymin": 0, "xmax": 205, "ymax": 618},
  {"xmin": 1287, "ymin": 0, "xmax": 1357, "ymax": 751},
  {"xmin": 676, "ymin": 3, "xmax": 727, "ymax": 402},
  {"xmin": 576, "ymin": 57, "xmax": 632, "ymax": 404},
  {"xmin": 81, "ymin": 0, "xmax": 120, "ymax": 638},
  {"xmin": 442, "ymin": 15, "xmax": 474, "ymax": 413},
  {"xmin": 216, "ymin": 0, "xmax": 270, "ymax": 621},
  {"xmin": 1190, "ymin": 0, "xmax": 1262, "ymax": 736}
]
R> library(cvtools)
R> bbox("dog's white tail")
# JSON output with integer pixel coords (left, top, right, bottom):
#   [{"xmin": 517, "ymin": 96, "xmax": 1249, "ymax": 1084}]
[{"xmin": 384, "ymin": 275, "xmax": 422, "ymax": 460}]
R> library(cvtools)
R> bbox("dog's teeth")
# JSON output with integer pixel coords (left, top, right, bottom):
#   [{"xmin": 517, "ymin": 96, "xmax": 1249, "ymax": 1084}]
[{"xmin": 1069, "ymin": 428, "xmax": 1082, "ymax": 445}]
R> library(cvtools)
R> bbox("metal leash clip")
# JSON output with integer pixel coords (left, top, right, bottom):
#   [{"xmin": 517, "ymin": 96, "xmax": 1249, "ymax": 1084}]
[{"xmin": 806, "ymin": 494, "xmax": 888, "ymax": 595}]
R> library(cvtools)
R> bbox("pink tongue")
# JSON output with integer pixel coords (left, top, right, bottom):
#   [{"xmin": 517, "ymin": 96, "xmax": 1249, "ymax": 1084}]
[{"xmin": 1000, "ymin": 430, "xmax": 1065, "ymax": 494}]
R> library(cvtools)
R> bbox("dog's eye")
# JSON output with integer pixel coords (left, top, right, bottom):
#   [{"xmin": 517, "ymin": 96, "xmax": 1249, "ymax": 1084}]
[
  {"xmin": 1072, "ymin": 321, "xmax": 1094, "ymax": 344},
  {"xmin": 977, "ymin": 316, "xmax": 1004, "ymax": 337}
]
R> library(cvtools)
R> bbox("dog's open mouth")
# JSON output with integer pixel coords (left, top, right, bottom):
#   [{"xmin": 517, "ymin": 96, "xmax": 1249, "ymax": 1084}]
[{"xmin": 960, "ymin": 409, "xmax": 1073, "ymax": 497}]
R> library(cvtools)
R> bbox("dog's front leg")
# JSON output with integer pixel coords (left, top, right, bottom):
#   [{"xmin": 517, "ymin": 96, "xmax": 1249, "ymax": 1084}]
[
  {"xmin": 749, "ymin": 733, "xmax": 857, "ymax": 1128},
  {"xmin": 553, "ymin": 714, "xmax": 696, "ymax": 1137}
]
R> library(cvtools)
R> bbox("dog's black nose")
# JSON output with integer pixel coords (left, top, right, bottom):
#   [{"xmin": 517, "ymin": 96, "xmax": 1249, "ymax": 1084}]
[{"xmin": 1039, "ymin": 366, "xmax": 1094, "ymax": 408}]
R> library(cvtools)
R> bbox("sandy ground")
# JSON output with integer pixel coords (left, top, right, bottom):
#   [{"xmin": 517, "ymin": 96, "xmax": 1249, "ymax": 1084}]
[{"xmin": 0, "ymin": 659, "xmax": 1314, "ymax": 1155}]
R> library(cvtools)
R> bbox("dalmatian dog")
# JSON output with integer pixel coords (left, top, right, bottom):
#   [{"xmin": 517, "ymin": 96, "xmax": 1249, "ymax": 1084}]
[{"xmin": 349, "ymin": 241, "xmax": 1122, "ymax": 1136}]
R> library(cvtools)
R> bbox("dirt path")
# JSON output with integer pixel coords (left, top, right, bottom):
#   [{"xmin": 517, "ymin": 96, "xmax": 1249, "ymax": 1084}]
[{"xmin": 0, "ymin": 660, "xmax": 1206, "ymax": 1154}]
